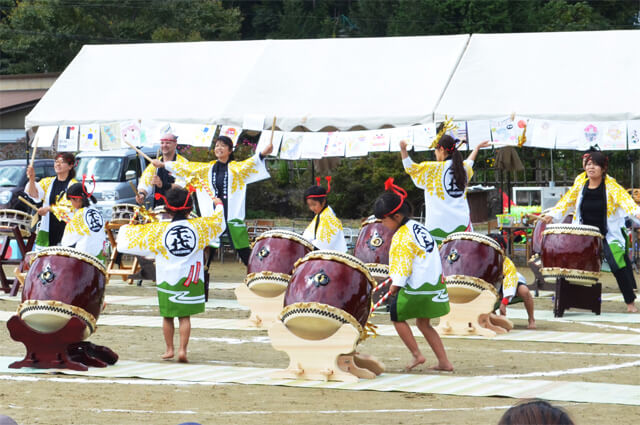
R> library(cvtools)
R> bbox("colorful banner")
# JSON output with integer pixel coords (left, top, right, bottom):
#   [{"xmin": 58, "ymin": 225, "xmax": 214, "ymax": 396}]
[
  {"xmin": 323, "ymin": 132, "xmax": 346, "ymax": 157},
  {"xmin": 79, "ymin": 124, "xmax": 100, "ymax": 151},
  {"xmin": 100, "ymin": 123, "xmax": 121, "ymax": 151},
  {"xmin": 279, "ymin": 132, "xmax": 303, "ymax": 160},
  {"xmin": 219, "ymin": 126, "xmax": 241, "ymax": 146},
  {"xmin": 57, "ymin": 125, "xmax": 79, "ymax": 152}
]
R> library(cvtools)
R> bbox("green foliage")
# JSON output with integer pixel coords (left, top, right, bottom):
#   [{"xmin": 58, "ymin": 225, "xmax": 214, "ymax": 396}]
[{"xmin": 0, "ymin": 0, "xmax": 242, "ymax": 74}]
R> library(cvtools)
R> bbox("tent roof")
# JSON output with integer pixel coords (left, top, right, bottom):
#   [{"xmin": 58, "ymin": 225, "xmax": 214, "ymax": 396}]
[
  {"xmin": 435, "ymin": 30, "xmax": 640, "ymax": 122},
  {"xmin": 25, "ymin": 35, "xmax": 470, "ymax": 131}
]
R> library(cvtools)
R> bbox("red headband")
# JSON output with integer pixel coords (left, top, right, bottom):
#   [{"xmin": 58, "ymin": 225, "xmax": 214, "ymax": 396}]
[
  {"xmin": 154, "ymin": 186, "xmax": 195, "ymax": 212},
  {"xmin": 68, "ymin": 175, "xmax": 96, "ymax": 200},
  {"xmin": 383, "ymin": 177, "xmax": 407, "ymax": 217},
  {"xmin": 306, "ymin": 176, "xmax": 332, "ymax": 199}
]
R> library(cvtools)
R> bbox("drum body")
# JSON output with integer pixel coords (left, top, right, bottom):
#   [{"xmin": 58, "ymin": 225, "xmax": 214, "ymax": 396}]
[
  {"xmin": 439, "ymin": 232, "xmax": 504, "ymax": 303},
  {"xmin": 0, "ymin": 209, "xmax": 32, "ymax": 237},
  {"xmin": 281, "ymin": 251, "xmax": 374, "ymax": 341},
  {"xmin": 540, "ymin": 224, "xmax": 602, "ymax": 284},
  {"xmin": 245, "ymin": 230, "xmax": 314, "ymax": 297},
  {"xmin": 110, "ymin": 204, "xmax": 142, "ymax": 224},
  {"xmin": 353, "ymin": 217, "xmax": 394, "ymax": 282},
  {"xmin": 531, "ymin": 220, "xmax": 547, "ymax": 256},
  {"xmin": 18, "ymin": 247, "xmax": 107, "ymax": 339}
]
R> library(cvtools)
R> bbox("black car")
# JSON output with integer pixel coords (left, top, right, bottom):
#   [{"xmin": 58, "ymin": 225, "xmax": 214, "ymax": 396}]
[{"xmin": 0, "ymin": 159, "xmax": 56, "ymax": 212}]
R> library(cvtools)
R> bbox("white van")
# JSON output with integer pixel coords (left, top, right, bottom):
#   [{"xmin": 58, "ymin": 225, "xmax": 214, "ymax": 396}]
[{"xmin": 74, "ymin": 146, "xmax": 159, "ymax": 220}]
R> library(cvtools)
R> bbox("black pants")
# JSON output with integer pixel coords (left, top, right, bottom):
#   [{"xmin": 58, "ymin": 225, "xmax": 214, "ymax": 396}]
[{"xmin": 613, "ymin": 263, "xmax": 637, "ymax": 304}]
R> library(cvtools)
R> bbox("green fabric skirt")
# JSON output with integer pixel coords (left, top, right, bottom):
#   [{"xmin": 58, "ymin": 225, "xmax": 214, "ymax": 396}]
[
  {"xmin": 156, "ymin": 278, "xmax": 205, "ymax": 318},
  {"xmin": 390, "ymin": 278, "xmax": 450, "ymax": 322}
]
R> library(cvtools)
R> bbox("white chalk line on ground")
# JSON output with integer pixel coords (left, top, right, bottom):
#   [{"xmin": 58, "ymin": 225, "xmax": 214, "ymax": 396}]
[
  {"xmin": 502, "ymin": 349, "xmax": 640, "ymax": 358},
  {"xmin": 567, "ymin": 320, "xmax": 640, "ymax": 333},
  {"xmin": 480, "ymin": 359, "xmax": 640, "ymax": 379},
  {"xmin": 0, "ymin": 374, "xmax": 228, "ymax": 387},
  {"xmin": 2, "ymin": 402, "xmax": 529, "ymax": 416}
]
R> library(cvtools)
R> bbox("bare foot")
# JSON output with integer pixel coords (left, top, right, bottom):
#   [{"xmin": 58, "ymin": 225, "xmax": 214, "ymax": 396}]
[
  {"xmin": 161, "ymin": 350, "xmax": 174, "ymax": 360},
  {"xmin": 178, "ymin": 350, "xmax": 188, "ymax": 363},
  {"xmin": 626, "ymin": 303, "xmax": 638, "ymax": 313},
  {"xmin": 429, "ymin": 362, "xmax": 454, "ymax": 372},
  {"xmin": 404, "ymin": 353, "xmax": 425, "ymax": 371},
  {"xmin": 528, "ymin": 319, "xmax": 537, "ymax": 329}
]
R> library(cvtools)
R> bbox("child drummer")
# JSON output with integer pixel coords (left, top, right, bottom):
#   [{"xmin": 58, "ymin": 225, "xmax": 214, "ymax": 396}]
[
  {"xmin": 60, "ymin": 180, "xmax": 107, "ymax": 261},
  {"xmin": 374, "ymin": 178, "xmax": 453, "ymax": 372},
  {"xmin": 117, "ymin": 186, "xmax": 225, "ymax": 363},
  {"xmin": 302, "ymin": 177, "xmax": 347, "ymax": 252}
]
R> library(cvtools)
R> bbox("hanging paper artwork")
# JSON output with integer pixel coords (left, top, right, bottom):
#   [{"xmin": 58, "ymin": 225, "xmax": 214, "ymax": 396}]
[
  {"xmin": 57, "ymin": 125, "xmax": 79, "ymax": 152},
  {"xmin": 279, "ymin": 132, "xmax": 303, "ymax": 160},
  {"xmin": 242, "ymin": 114, "xmax": 266, "ymax": 131},
  {"xmin": 219, "ymin": 126, "xmax": 241, "ymax": 146},
  {"xmin": 389, "ymin": 127, "xmax": 413, "ymax": 152},
  {"xmin": 629, "ymin": 121, "xmax": 640, "ymax": 149},
  {"xmin": 140, "ymin": 120, "xmax": 172, "ymax": 147},
  {"xmin": 300, "ymin": 132, "xmax": 326, "ymax": 159},
  {"xmin": 257, "ymin": 130, "xmax": 283, "ymax": 157},
  {"xmin": 412, "ymin": 124, "xmax": 437, "ymax": 151},
  {"xmin": 449, "ymin": 121, "xmax": 468, "ymax": 143},
  {"xmin": 367, "ymin": 129, "xmax": 390, "ymax": 152},
  {"xmin": 490, "ymin": 117, "xmax": 519, "ymax": 146},
  {"xmin": 323, "ymin": 132, "xmax": 346, "ymax": 157},
  {"xmin": 466, "ymin": 120, "xmax": 492, "ymax": 150},
  {"xmin": 78, "ymin": 124, "xmax": 100, "ymax": 151},
  {"xmin": 170, "ymin": 123, "xmax": 216, "ymax": 147},
  {"xmin": 33, "ymin": 126, "xmax": 58, "ymax": 149},
  {"xmin": 528, "ymin": 119, "xmax": 557, "ymax": 149},
  {"xmin": 345, "ymin": 131, "xmax": 370, "ymax": 157},
  {"xmin": 120, "ymin": 120, "xmax": 142, "ymax": 148},
  {"xmin": 100, "ymin": 123, "xmax": 121, "ymax": 150},
  {"xmin": 600, "ymin": 122, "xmax": 627, "ymax": 150}
]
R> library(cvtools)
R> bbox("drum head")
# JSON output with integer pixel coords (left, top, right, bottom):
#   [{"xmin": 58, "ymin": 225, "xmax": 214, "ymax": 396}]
[
  {"xmin": 445, "ymin": 275, "xmax": 498, "ymax": 304},
  {"xmin": 17, "ymin": 299, "xmax": 97, "ymax": 339},
  {"xmin": 280, "ymin": 302, "xmax": 362, "ymax": 341},
  {"xmin": 245, "ymin": 271, "xmax": 290, "ymax": 298}
]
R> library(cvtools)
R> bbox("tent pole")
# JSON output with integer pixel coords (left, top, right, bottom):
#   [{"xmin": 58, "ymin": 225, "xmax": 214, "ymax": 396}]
[{"xmin": 550, "ymin": 149, "xmax": 555, "ymax": 186}]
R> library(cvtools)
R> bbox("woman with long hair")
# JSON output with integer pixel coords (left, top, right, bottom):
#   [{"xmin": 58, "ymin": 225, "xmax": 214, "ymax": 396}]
[
  {"xmin": 541, "ymin": 151, "xmax": 640, "ymax": 313},
  {"xmin": 26, "ymin": 152, "xmax": 77, "ymax": 249},
  {"xmin": 153, "ymin": 136, "xmax": 273, "ymax": 265},
  {"xmin": 399, "ymin": 134, "xmax": 489, "ymax": 243}
]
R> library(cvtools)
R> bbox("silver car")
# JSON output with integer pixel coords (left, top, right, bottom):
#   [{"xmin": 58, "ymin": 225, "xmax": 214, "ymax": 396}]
[{"xmin": 74, "ymin": 146, "xmax": 159, "ymax": 220}]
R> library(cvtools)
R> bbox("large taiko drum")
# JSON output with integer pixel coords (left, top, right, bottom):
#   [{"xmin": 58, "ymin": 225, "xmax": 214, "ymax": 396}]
[
  {"xmin": 531, "ymin": 219, "xmax": 547, "ymax": 256},
  {"xmin": 0, "ymin": 209, "xmax": 32, "ymax": 237},
  {"xmin": 245, "ymin": 230, "xmax": 315, "ymax": 297},
  {"xmin": 439, "ymin": 232, "xmax": 504, "ymax": 303},
  {"xmin": 280, "ymin": 250, "xmax": 375, "ymax": 341},
  {"xmin": 353, "ymin": 216, "xmax": 394, "ymax": 282},
  {"xmin": 17, "ymin": 247, "xmax": 107, "ymax": 339},
  {"xmin": 540, "ymin": 223, "xmax": 602, "ymax": 284}
]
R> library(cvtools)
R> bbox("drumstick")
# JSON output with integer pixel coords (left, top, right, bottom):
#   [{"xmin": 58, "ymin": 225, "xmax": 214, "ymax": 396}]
[
  {"xmin": 371, "ymin": 289, "xmax": 392, "ymax": 313},
  {"xmin": 122, "ymin": 139, "xmax": 153, "ymax": 162},
  {"xmin": 128, "ymin": 181, "xmax": 138, "ymax": 196},
  {"xmin": 269, "ymin": 116, "xmax": 277, "ymax": 144},
  {"xmin": 30, "ymin": 135, "xmax": 39, "ymax": 167},
  {"xmin": 18, "ymin": 196, "xmax": 38, "ymax": 211},
  {"xmin": 372, "ymin": 277, "xmax": 391, "ymax": 294}
]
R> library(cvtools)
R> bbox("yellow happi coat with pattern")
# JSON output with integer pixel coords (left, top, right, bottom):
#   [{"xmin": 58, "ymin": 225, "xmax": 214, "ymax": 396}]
[
  {"xmin": 60, "ymin": 206, "xmax": 106, "ymax": 258},
  {"xmin": 403, "ymin": 157, "xmax": 474, "ymax": 242},
  {"xmin": 116, "ymin": 206, "xmax": 226, "ymax": 317},
  {"xmin": 303, "ymin": 206, "xmax": 347, "ymax": 252}
]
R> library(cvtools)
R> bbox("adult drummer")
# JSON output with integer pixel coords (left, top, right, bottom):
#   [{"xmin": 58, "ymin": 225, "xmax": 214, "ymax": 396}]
[
  {"xmin": 26, "ymin": 153, "xmax": 77, "ymax": 249},
  {"xmin": 152, "ymin": 136, "xmax": 273, "ymax": 265},
  {"xmin": 136, "ymin": 133, "xmax": 187, "ymax": 207},
  {"xmin": 399, "ymin": 136, "xmax": 490, "ymax": 243},
  {"xmin": 541, "ymin": 151, "xmax": 640, "ymax": 313}
]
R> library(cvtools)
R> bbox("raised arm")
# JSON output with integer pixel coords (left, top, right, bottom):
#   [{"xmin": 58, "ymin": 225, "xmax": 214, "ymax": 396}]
[{"xmin": 466, "ymin": 140, "xmax": 491, "ymax": 162}]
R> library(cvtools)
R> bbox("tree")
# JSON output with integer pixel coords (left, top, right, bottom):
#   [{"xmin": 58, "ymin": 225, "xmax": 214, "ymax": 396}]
[
  {"xmin": 0, "ymin": 0, "xmax": 242, "ymax": 74},
  {"xmin": 537, "ymin": 0, "xmax": 610, "ymax": 31}
]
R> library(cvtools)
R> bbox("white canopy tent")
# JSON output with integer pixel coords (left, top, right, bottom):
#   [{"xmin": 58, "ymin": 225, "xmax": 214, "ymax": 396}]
[
  {"xmin": 25, "ymin": 35, "xmax": 471, "ymax": 132},
  {"xmin": 435, "ymin": 30, "xmax": 640, "ymax": 123}
]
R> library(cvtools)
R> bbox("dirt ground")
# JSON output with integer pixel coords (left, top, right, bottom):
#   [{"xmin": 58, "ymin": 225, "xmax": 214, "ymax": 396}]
[{"xmin": 1, "ymin": 261, "xmax": 639, "ymax": 425}]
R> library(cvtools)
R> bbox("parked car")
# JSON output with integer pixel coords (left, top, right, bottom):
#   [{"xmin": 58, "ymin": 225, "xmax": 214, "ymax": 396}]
[
  {"xmin": 0, "ymin": 159, "xmax": 56, "ymax": 212},
  {"xmin": 74, "ymin": 146, "xmax": 159, "ymax": 220}
]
